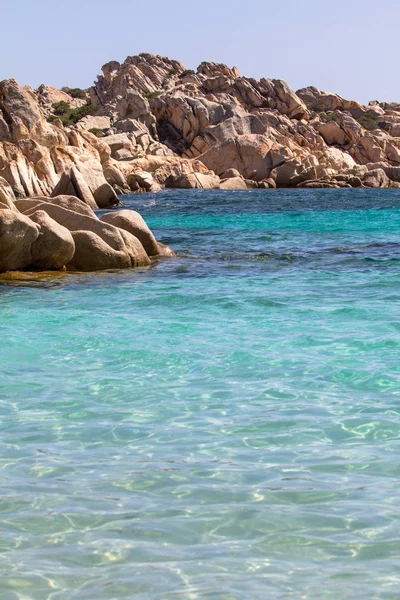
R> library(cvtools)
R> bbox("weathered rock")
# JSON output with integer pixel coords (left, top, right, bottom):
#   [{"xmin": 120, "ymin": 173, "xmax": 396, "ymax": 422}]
[
  {"xmin": 51, "ymin": 172, "xmax": 76, "ymax": 198},
  {"xmin": 316, "ymin": 119, "xmax": 348, "ymax": 146},
  {"xmin": 221, "ymin": 168, "xmax": 242, "ymax": 179},
  {"xmin": 29, "ymin": 210, "xmax": 75, "ymax": 269},
  {"xmin": 166, "ymin": 172, "xmax": 220, "ymax": 189},
  {"xmin": 17, "ymin": 194, "xmax": 96, "ymax": 218},
  {"xmin": 219, "ymin": 177, "xmax": 248, "ymax": 190},
  {"xmin": 332, "ymin": 175, "xmax": 363, "ymax": 188},
  {"xmin": 263, "ymin": 178, "xmax": 277, "ymax": 189},
  {"xmin": 100, "ymin": 210, "xmax": 159, "ymax": 256},
  {"xmin": 156, "ymin": 241, "xmax": 176, "ymax": 257},
  {"xmin": 363, "ymin": 168, "xmax": 389, "ymax": 188},
  {"xmin": 244, "ymin": 179, "xmax": 259, "ymax": 189},
  {"xmin": 197, "ymin": 134, "xmax": 274, "ymax": 180},
  {"xmin": 297, "ymin": 86, "xmax": 364, "ymax": 114},
  {"xmin": 0, "ymin": 79, "xmax": 64, "ymax": 147},
  {"xmin": 76, "ymin": 115, "xmax": 111, "ymax": 131},
  {"xmin": 93, "ymin": 182, "xmax": 120, "ymax": 208},
  {"xmin": 20, "ymin": 202, "xmax": 150, "ymax": 270},
  {"xmin": 69, "ymin": 229, "xmax": 149, "ymax": 271},
  {"xmin": 129, "ymin": 171, "xmax": 161, "ymax": 192},
  {"xmin": 3, "ymin": 51, "xmax": 400, "ymax": 214},
  {"xmin": 70, "ymin": 167, "xmax": 98, "ymax": 209},
  {"xmin": 0, "ymin": 209, "xmax": 39, "ymax": 271},
  {"xmin": 0, "ymin": 176, "xmax": 17, "ymax": 210},
  {"xmin": 36, "ymin": 85, "xmax": 86, "ymax": 115}
]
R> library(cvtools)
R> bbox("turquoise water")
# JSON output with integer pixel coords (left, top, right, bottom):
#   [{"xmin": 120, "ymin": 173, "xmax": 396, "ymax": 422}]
[{"xmin": 1, "ymin": 188, "xmax": 400, "ymax": 599}]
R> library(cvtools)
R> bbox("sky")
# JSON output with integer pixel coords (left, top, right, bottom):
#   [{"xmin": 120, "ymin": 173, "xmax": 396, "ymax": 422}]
[{"xmin": 1, "ymin": 0, "xmax": 399, "ymax": 104}]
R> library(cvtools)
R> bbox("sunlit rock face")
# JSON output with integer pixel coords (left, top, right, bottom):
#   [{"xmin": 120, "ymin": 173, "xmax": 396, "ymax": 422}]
[{"xmin": 2, "ymin": 52, "xmax": 400, "ymax": 208}]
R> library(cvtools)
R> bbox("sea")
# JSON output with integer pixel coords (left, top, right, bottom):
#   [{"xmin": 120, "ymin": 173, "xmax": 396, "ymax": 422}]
[{"xmin": 1, "ymin": 188, "xmax": 400, "ymax": 599}]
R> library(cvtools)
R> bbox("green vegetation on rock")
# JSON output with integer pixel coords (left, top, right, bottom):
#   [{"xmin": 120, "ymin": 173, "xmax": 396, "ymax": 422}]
[
  {"xmin": 167, "ymin": 68, "xmax": 179, "ymax": 77},
  {"xmin": 179, "ymin": 69, "xmax": 195, "ymax": 79},
  {"xmin": 355, "ymin": 112, "xmax": 380, "ymax": 131},
  {"xmin": 143, "ymin": 90, "xmax": 161, "ymax": 101},
  {"xmin": 47, "ymin": 101, "xmax": 97, "ymax": 126},
  {"xmin": 67, "ymin": 88, "xmax": 87, "ymax": 99},
  {"xmin": 88, "ymin": 127, "xmax": 105, "ymax": 137},
  {"xmin": 319, "ymin": 111, "xmax": 341, "ymax": 123}
]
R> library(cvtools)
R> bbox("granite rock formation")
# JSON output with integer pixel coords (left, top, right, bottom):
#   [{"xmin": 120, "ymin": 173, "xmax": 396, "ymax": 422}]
[
  {"xmin": 2, "ymin": 53, "xmax": 400, "ymax": 273},
  {"xmin": 3, "ymin": 53, "xmax": 400, "ymax": 204},
  {"xmin": 0, "ymin": 179, "xmax": 172, "ymax": 273}
]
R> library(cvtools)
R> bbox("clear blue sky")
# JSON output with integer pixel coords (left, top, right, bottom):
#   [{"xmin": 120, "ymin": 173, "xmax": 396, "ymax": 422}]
[{"xmin": 2, "ymin": 0, "xmax": 398, "ymax": 104}]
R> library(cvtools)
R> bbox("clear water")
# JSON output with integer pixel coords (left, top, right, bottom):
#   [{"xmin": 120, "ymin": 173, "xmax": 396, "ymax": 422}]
[{"xmin": 1, "ymin": 189, "xmax": 400, "ymax": 599}]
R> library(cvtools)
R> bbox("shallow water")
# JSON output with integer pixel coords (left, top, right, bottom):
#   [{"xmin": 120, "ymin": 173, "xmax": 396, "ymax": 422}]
[{"xmin": 1, "ymin": 188, "xmax": 400, "ymax": 599}]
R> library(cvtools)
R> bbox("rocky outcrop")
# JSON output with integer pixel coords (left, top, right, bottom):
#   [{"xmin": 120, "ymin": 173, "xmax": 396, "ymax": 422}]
[
  {"xmin": 0, "ymin": 198, "xmax": 174, "ymax": 273},
  {"xmin": 2, "ymin": 52, "xmax": 400, "ymax": 207},
  {"xmin": 0, "ymin": 80, "xmax": 131, "ymax": 206},
  {"xmin": 86, "ymin": 54, "xmax": 400, "ymax": 189},
  {"xmin": 36, "ymin": 85, "xmax": 87, "ymax": 116}
]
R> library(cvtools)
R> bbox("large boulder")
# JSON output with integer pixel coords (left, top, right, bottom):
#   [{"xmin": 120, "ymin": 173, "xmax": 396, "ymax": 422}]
[
  {"xmin": 166, "ymin": 172, "xmax": 220, "ymax": 189},
  {"xmin": 15, "ymin": 195, "xmax": 96, "ymax": 218},
  {"xmin": 92, "ymin": 182, "xmax": 120, "ymax": 208},
  {"xmin": 51, "ymin": 168, "xmax": 119, "ymax": 209},
  {"xmin": 21, "ymin": 202, "xmax": 150, "ymax": 271},
  {"xmin": 29, "ymin": 210, "xmax": 75, "ymax": 269},
  {"xmin": 0, "ymin": 209, "xmax": 39, "ymax": 271},
  {"xmin": 197, "ymin": 134, "xmax": 274, "ymax": 180},
  {"xmin": 70, "ymin": 166, "xmax": 98, "ymax": 209},
  {"xmin": 315, "ymin": 120, "xmax": 348, "ymax": 146},
  {"xmin": 70, "ymin": 229, "xmax": 149, "ymax": 271},
  {"xmin": 75, "ymin": 115, "xmax": 111, "ymax": 131},
  {"xmin": 363, "ymin": 168, "xmax": 389, "ymax": 188},
  {"xmin": 128, "ymin": 171, "xmax": 162, "ymax": 192},
  {"xmin": 219, "ymin": 177, "xmax": 248, "ymax": 190},
  {"xmin": 100, "ymin": 210, "xmax": 159, "ymax": 256}
]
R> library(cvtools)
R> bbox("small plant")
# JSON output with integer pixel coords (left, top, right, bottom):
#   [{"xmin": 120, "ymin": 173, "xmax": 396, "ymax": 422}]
[
  {"xmin": 314, "ymin": 103, "xmax": 329, "ymax": 112},
  {"xmin": 88, "ymin": 127, "xmax": 105, "ymax": 137},
  {"xmin": 167, "ymin": 68, "xmax": 179, "ymax": 77},
  {"xmin": 355, "ymin": 112, "xmax": 380, "ymax": 131},
  {"xmin": 67, "ymin": 88, "xmax": 87, "ymax": 99},
  {"xmin": 143, "ymin": 90, "xmax": 161, "ymax": 101},
  {"xmin": 179, "ymin": 69, "xmax": 195, "ymax": 79},
  {"xmin": 319, "ymin": 111, "xmax": 341, "ymax": 124}
]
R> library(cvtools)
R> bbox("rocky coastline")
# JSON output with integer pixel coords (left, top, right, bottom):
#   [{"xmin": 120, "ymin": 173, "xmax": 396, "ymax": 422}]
[{"xmin": 2, "ymin": 53, "xmax": 400, "ymax": 274}]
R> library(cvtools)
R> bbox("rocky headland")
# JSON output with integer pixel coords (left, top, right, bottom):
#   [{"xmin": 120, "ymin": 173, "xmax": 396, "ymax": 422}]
[{"xmin": 2, "ymin": 52, "xmax": 400, "ymax": 273}]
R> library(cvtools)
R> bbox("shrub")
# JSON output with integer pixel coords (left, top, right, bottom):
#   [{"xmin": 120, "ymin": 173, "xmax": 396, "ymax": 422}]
[
  {"xmin": 52, "ymin": 100, "xmax": 70, "ymax": 116},
  {"xmin": 319, "ymin": 111, "xmax": 341, "ymax": 124},
  {"xmin": 179, "ymin": 69, "xmax": 195, "ymax": 79},
  {"xmin": 143, "ymin": 90, "xmax": 161, "ymax": 101},
  {"xmin": 47, "ymin": 102, "xmax": 97, "ymax": 126},
  {"xmin": 67, "ymin": 88, "xmax": 87, "ymax": 99},
  {"xmin": 167, "ymin": 68, "xmax": 179, "ymax": 77},
  {"xmin": 355, "ymin": 112, "xmax": 380, "ymax": 131},
  {"xmin": 88, "ymin": 127, "xmax": 105, "ymax": 137}
]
